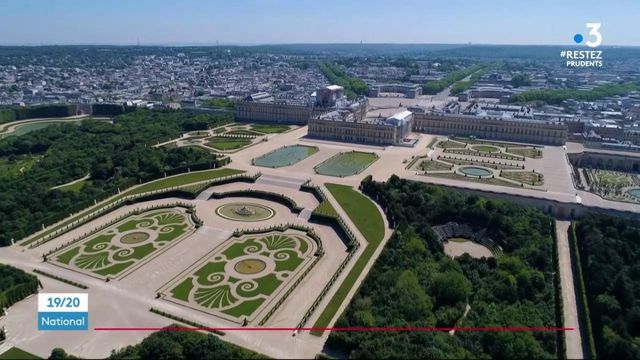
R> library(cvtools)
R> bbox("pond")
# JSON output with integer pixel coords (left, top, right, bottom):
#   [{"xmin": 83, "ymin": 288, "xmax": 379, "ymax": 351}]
[
  {"xmin": 459, "ymin": 166, "xmax": 492, "ymax": 177},
  {"xmin": 253, "ymin": 145, "xmax": 317, "ymax": 168}
]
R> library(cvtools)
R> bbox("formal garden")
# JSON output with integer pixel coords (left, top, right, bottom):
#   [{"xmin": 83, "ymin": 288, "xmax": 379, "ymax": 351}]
[
  {"xmin": 579, "ymin": 168, "xmax": 640, "ymax": 203},
  {"xmin": 205, "ymin": 137, "xmax": 253, "ymax": 151},
  {"xmin": 314, "ymin": 151, "xmax": 378, "ymax": 177},
  {"xmin": 252, "ymin": 145, "xmax": 318, "ymax": 168},
  {"xmin": 412, "ymin": 138, "xmax": 545, "ymax": 188},
  {"xmin": 50, "ymin": 207, "xmax": 196, "ymax": 279},
  {"xmin": 163, "ymin": 229, "xmax": 319, "ymax": 324}
]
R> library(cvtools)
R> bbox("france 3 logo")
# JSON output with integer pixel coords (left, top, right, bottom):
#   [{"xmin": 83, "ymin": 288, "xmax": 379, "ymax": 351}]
[{"xmin": 560, "ymin": 23, "xmax": 603, "ymax": 68}]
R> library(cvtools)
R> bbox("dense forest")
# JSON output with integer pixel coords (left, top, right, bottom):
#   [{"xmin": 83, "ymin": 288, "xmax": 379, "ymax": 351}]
[
  {"xmin": 0, "ymin": 104, "xmax": 77, "ymax": 124},
  {"xmin": 317, "ymin": 62, "xmax": 369, "ymax": 99},
  {"xmin": 0, "ymin": 264, "xmax": 39, "ymax": 311},
  {"xmin": 327, "ymin": 176, "xmax": 559, "ymax": 358},
  {"xmin": 106, "ymin": 328, "xmax": 264, "ymax": 360},
  {"xmin": 0, "ymin": 109, "xmax": 231, "ymax": 246},
  {"xmin": 575, "ymin": 215, "xmax": 640, "ymax": 359},
  {"xmin": 510, "ymin": 82, "xmax": 640, "ymax": 105}
]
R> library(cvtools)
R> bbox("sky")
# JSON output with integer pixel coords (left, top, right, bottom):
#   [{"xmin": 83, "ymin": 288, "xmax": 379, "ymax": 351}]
[{"xmin": 0, "ymin": 0, "xmax": 638, "ymax": 46}]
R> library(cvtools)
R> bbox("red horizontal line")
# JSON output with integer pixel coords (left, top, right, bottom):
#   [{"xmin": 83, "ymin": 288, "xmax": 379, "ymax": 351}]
[{"xmin": 94, "ymin": 327, "xmax": 574, "ymax": 332}]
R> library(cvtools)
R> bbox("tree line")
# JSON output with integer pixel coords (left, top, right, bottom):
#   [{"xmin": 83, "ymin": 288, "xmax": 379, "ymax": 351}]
[
  {"xmin": 48, "ymin": 327, "xmax": 265, "ymax": 360},
  {"xmin": 575, "ymin": 214, "xmax": 640, "ymax": 359},
  {"xmin": 510, "ymin": 82, "xmax": 640, "ymax": 105},
  {"xmin": 326, "ymin": 175, "xmax": 559, "ymax": 358},
  {"xmin": 0, "ymin": 105, "xmax": 77, "ymax": 124},
  {"xmin": 0, "ymin": 264, "xmax": 39, "ymax": 311},
  {"xmin": 422, "ymin": 64, "xmax": 484, "ymax": 95},
  {"xmin": 317, "ymin": 62, "xmax": 368, "ymax": 100},
  {"xmin": 0, "ymin": 109, "xmax": 231, "ymax": 246}
]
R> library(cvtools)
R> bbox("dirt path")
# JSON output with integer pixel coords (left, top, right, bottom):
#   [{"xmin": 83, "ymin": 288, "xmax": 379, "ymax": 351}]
[{"xmin": 555, "ymin": 220, "xmax": 584, "ymax": 359}]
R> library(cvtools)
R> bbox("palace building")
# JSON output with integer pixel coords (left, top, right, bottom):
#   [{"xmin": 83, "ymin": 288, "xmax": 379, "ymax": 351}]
[{"xmin": 412, "ymin": 111, "xmax": 568, "ymax": 145}]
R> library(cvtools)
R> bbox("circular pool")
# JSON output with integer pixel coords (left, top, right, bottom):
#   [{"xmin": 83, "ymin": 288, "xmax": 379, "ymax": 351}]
[
  {"xmin": 628, "ymin": 188, "xmax": 640, "ymax": 198},
  {"xmin": 215, "ymin": 202, "xmax": 276, "ymax": 222},
  {"xmin": 459, "ymin": 166, "xmax": 492, "ymax": 177}
]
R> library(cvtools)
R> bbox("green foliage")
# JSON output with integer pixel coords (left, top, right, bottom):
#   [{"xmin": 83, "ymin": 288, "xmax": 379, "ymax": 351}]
[
  {"xmin": 510, "ymin": 82, "xmax": 640, "ymax": 104},
  {"xmin": 510, "ymin": 74, "xmax": 531, "ymax": 88},
  {"xmin": 0, "ymin": 109, "xmax": 231, "ymax": 246},
  {"xmin": 202, "ymin": 98, "xmax": 236, "ymax": 109},
  {"xmin": 450, "ymin": 65, "xmax": 493, "ymax": 95},
  {"xmin": 574, "ymin": 215, "xmax": 640, "ymax": 359},
  {"xmin": 422, "ymin": 64, "xmax": 484, "ymax": 95},
  {"xmin": 48, "ymin": 348, "xmax": 78, "ymax": 359},
  {"xmin": 317, "ymin": 62, "xmax": 368, "ymax": 100},
  {"xmin": 107, "ymin": 327, "xmax": 266, "ymax": 360},
  {"xmin": 0, "ymin": 264, "xmax": 39, "ymax": 311},
  {"xmin": 311, "ymin": 183, "xmax": 385, "ymax": 334},
  {"xmin": 92, "ymin": 104, "xmax": 135, "ymax": 116},
  {"xmin": 0, "ymin": 105, "xmax": 76, "ymax": 125},
  {"xmin": 0, "ymin": 347, "xmax": 40, "ymax": 359},
  {"xmin": 326, "ymin": 176, "xmax": 558, "ymax": 358}
]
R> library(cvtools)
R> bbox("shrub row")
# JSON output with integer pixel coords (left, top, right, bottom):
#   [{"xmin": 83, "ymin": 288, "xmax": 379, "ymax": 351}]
[
  {"xmin": 33, "ymin": 269, "xmax": 88, "ymax": 289},
  {"xmin": 568, "ymin": 222, "xmax": 597, "ymax": 359},
  {"xmin": 149, "ymin": 308, "xmax": 225, "ymax": 336}
]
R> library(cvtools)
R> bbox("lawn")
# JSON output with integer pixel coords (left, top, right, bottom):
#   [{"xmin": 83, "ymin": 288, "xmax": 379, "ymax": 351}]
[
  {"xmin": 506, "ymin": 147, "xmax": 543, "ymax": 159},
  {"xmin": 250, "ymin": 124, "xmax": 290, "ymax": 134},
  {"xmin": 126, "ymin": 168, "xmax": 244, "ymax": 196},
  {"xmin": 226, "ymin": 129, "xmax": 262, "ymax": 136},
  {"xmin": 470, "ymin": 145, "xmax": 500, "ymax": 153},
  {"xmin": 439, "ymin": 157, "xmax": 523, "ymax": 170},
  {"xmin": 205, "ymin": 137, "xmax": 252, "ymax": 151},
  {"xmin": 0, "ymin": 155, "xmax": 42, "ymax": 179},
  {"xmin": 54, "ymin": 179, "xmax": 91, "ymax": 192},
  {"xmin": 0, "ymin": 347, "xmax": 41, "ymax": 360},
  {"xmin": 418, "ymin": 159, "xmax": 453, "ymax": 171},
  {"xmin": 21, "ymin": 168, "xmax": 243, "ymax": 246},
  {"xmin": 313, "ymin": 200, "xmax": 338, "ymax": 217},
  {"xmin": 500, "ymin": 170, "xmax": 544, "ymax": 186},
  {"xmin": 311, "ymin": 183, "xmax": 385, "ymax": 335},
  {"xmin": 436, "ymin": 140, "xmax": 467, "ymax": 149}
]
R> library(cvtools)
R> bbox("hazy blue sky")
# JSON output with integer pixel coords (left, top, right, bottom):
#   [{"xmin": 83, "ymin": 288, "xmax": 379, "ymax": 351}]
[{"xmin": 0, "ymin": 0, "xmax": 638, "ymax": 46}]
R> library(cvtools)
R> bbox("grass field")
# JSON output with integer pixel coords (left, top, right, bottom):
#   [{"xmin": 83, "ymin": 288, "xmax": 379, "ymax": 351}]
[
  {"xmin": 21, "ymin": 168, "xmax": 243, "ymax": 246},
  {"xmin": 205, "ymin": 137, "xmax": 252, "ymax": 151},
  {"xmin": 311, "ymin": 184, "xmax": 384, "ymax": 336},
  {"xmin": 439, "ymin": 157, "xmax": 523, "ymax": 170},
  {"xmin": 0, "ymin": 347, "xmax": 41, "ymax": 359},
  {"xmin": 250, "ymin": 124, "xmax": 290, "ymax": 134}
]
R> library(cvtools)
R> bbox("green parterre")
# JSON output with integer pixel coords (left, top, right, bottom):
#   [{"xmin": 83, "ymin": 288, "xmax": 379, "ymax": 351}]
[
  {"xmin": 166, "ymin": 230, "xmax": 318, "ymax": 323},
  {"xmin": 51, "ymin": 208, "xmax": 195, "ymax": 279}
]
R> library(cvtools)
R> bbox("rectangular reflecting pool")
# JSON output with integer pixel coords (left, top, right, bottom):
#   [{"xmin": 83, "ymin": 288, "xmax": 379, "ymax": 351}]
[{"xmin": 253, "ymin": 145, "xmax": 318, "ymax": 168}]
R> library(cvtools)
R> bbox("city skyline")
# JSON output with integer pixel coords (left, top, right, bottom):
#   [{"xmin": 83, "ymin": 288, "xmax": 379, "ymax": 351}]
[{"xmin": 1, "ymin": 0, "xmax": 639, "ymax": 46}]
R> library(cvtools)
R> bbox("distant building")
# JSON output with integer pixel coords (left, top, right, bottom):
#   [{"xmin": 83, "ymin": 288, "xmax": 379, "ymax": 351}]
[{"xmin": 368, "ymin": 83, "xmax": 422, "ymax": 98}]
